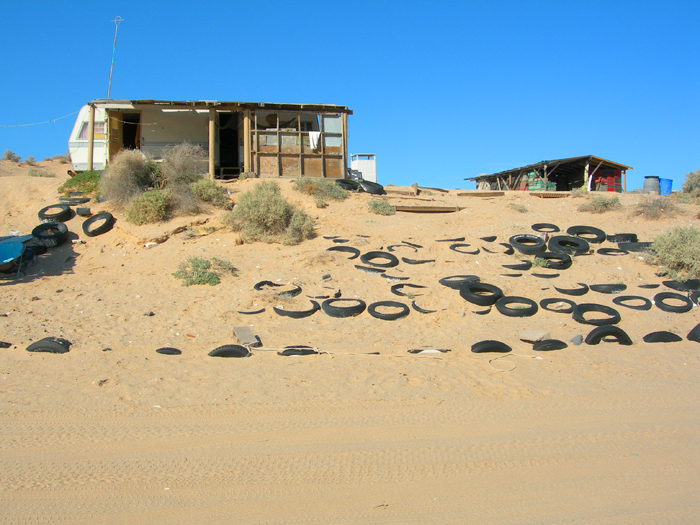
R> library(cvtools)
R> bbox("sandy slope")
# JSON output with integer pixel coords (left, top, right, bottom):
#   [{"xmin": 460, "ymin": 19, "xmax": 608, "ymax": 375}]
[{"xmin": 1, "ymin": 160, "xmax": 699, "ymax": 524}]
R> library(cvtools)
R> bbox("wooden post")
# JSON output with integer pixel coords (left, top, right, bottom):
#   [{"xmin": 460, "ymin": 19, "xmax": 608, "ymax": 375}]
[
  {"xmin": 208, "ymin": 108, "xmax": 216, "ymax": 179},
  {"xmin": 243, "ymin": 110, "xmax": 252, "ymax": 173},
  {"xmin": 583, "ymin": 161, "xmax": 590, "ymax": 190},
  {"xmin": 87, "ymin": 105, "xmax": 95, "ymax": 171},
  {"xmin": 342, "ymin": 112, "xmax": 348, "ymax": 179},
  {"xmin": 623, "ymin": 170, "xmax": 627, "ymax": 192}
]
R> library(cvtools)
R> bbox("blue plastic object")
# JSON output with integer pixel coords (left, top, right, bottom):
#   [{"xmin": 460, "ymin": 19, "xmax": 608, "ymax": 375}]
[
  {"xmin": 659, "ymin": 178, "xmax": 673, "ymax": 196},
  {"xmin": 0, "ymin": 241, "xmax": 24, "ymax": 269}
]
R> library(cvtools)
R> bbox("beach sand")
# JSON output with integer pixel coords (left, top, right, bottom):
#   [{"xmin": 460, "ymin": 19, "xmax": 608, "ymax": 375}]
[{"xmin": 1, "ymin": 160, "xmax": 699, "ymax": 524}]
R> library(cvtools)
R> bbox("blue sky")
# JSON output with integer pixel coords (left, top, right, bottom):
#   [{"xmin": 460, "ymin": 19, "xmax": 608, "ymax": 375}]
[{"xmin": 1, "ymin": 0, "xmax": 698, "ymax": 190}]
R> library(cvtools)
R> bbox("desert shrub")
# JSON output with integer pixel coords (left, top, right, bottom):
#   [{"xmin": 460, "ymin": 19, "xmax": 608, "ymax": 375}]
[
  {"xmin": 173, "ymin": 256, "xmax": 237, "ymax": 286},
  {"xmin": 292, "ymin": 176, "xmax": 349, "ymax": 202},
  {"xmin": 681, "ymin": 169, "xmax": 700, "ymax": 197},
  {"xmin": 314, "ymin": 197, "xmax": 328, "ymax": 208},
  {"xmin": 650, "ymin": 226, "xmax": 700, "ymax": 280},
  {"xmin": 632, "ymin": 197, "xmax": 679, "ymax": 220},
  {"xmin": 58, "ymin": 170, "xmax": 100, "ymax": 195},
  {"xmin": 570, "ymin": 187, "xmax": 587, "ymax": 198},
  {"xmin": 125, "ymin": 189, "xmax": 171, "ymax": 225},
  {"xmin": 368, "ymin": 199, "xmax": 395, "ymax": 215},
  {"xmin": 672, "ymin": 192, "xmax": 699, "ymax": 205},
  {"xmin": 157, "ymin": 143, "xmax": 208, "ymax": 213},
  {"xmin": 509, "ymin": 202, "xmax": 528, "ymax": 213},
  {"xmin": 100, "ymin": 150, "xmax": 159, "ymax": 204},
  {"xmin": 28, "ymin": 168, "xmax": 56, "ymax": 178},
  {"xmin": 24, "ymin": 155, "xmax": 36, "ymax": 165},
  {"xmin": 531, "ymin": 257, "xmax": 550, "ymax": 268},
  {"xmin": 577, "ymin": 194, "xmax": 621, "ymax": 214},
  {"xmin": 3, "ymin": 150, "xmax": 20, "ymax": 162},
  {"xmin": 190, "ymin": 178, "xmax": 230, "ymax": 208},
  {"xmin": 222, "ymin": 180, "xmax": 314, "ymax": 245},
  {"xmin": 43, "ymin": 152, "xmax": 71, "ymax": 163}
]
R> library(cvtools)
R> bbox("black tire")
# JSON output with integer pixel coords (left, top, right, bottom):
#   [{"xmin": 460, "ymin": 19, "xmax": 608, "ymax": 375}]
[
  {"xmin": 335, "ymin": 179, "xmax": 360, "ymax": 191},
  {"xmin": 573, "ymin": 303, "xmax": 621, "ymax": 326},
  {"xmin": 355, "ymin": 265, "xmax": 384, "ymax": 275},
  {"xmin": 459, "ymin": 283, "xmax": 503, "ymax": 306},
  {"xmin": 24, "ymin": 244, "xmax": 47, "ymax": 256},
  {"xmin": 532, "ymin": 272, "xmax": 560, "ymax": 279},
  {"xmin": 554, "ymin": 283, "xmax": 589, "ymax": 296},
  {"xmin": 402, "ymin": 240, "xmax": 423, "ymax": 248},
  {"xmin": 449, "ymin": 243, "xmax": 480, "ymax": 255},
  {"xmin": 209, "ymin": 344, "xmax": 251, "ymax": 357},
  {"xmin": 439, "ymin": 275, "xmax": 480, "ymax": 289},
  {"xmin": 654, "ymin": 292, "xmax": 693, "ymax": 313},
  {"xmin": 643, "ymin": 331, "xmax": 683, "ymax": 343},
  {"xmin": 273, "ymin": 300, "xmax": 320, "ymax": 318},
  {"xmin": 411, "ymin": 301, "xmax": 437, "ymax": 314},
  {"xmin": 618, "ymin": 242, "xmax": 653, "ymax": 253},
  {"xmin": 502, "ymin": 261, "xmax": 532, "ymax": 271},
  {"xmin": 499, "ymin": 243, "xmax": 515, "ymax": 255},
  {"xmin": 82, "ymin": 212, "xmax": 114, "ymax": 237},
  {"xmin": 495, "ymin": 296, "xmax": 538, "ymax": 317},
  {"xmin": 31, "ymin": 222, "xmax": 68, "ymax": 248},
  {"xmin": 321, "ymin": 298, "xmax": 367, "ymax": 318},
  {"xmin": 76, "ymin": 207, "xmax": 92, "ymax": 217},
  {"xmin": 607, "ymin": 233, "xmax": 638, "ymax": 243},
  {"xmin": 358, "ymin": 180, "xmax": 385, "ymax": 195},
  {"xmin": 38, "ymin": 204, "xmax": 71, "ymax": 223},
  {"xmin": 480, "ymin": 235, "xmax": 497, "ymax": 242},
  {"xmin": 509, "ymin": 234, "xmax": 546, "ymax": 255},
  {"xmin": 58, "ymin": 197, "xmax": 90, "ymax": 205},
  {"xmin": 531, "ymin": 223, "xmax": 560, "ymax": 233},
  {"xmin": 567, "ymin": 225, "xmax": 606, "ymax": 244},
  {"xmin": 26, "ymin": 337, "xmax": 71, "ymax": 354},
  {"xmin": 332, "ymin": 238, "xmax": 350, "ymax": 244},
  {"xmin": 597, "ymin": 248, "xmax": 628, "ymax": 256},
  {"xmin": 540, "ymin": 298, "xmax": 576, "ymax": 314},
  {"xmin": 390, "ymin": 283, "xmax": 427, "ymax": 297},
  {"xmin": 662, "ymin": 279, "xmax": 700, "ymax": 292},
  {"xmin": 436, "ymin": 237, "xmax": 465, "ymax": 242},
  {"xmin": 471, "ymin": 340, "xmax": 512, "ymax": 354},
  {"xmin": 254, "ymin": 280, "xmax": 282, "ymax": 290},
  {"xmin": 402, "ymin": 257, "xmax": 435, "ymax": 265},
  {"xmin": 326, "ymin": 246, "xmax": 360, "ymax": 259},
  {"xmin": 481, "ymin": 246, "xmax": 497, "ymax": 254},
  {"xmin": 367, "ymin": 301, "xmax": 410, "ymax": 320},
  {"xmin": 360, "ymin": 251, "xmax": 399, "ymax": 268},
  {"xmin": 473, "ymin": 306, "xmax": 491, "ymax": 315},
  {"xmin": 381, "ymin": 273, "xmax": 409, "ymax": 281},
  {"xmin": 590, "ymin": 283, "xmax": 627, "ymax": 295},
  {"xmin": 387, "ymin": 244, "xmax": 417, "ymax": 253},
  {"xmin": 278, "ymin": 347, "xmax": 319, "ymax": 356},
  {"xmin": 687, "ymin": 323, "xmax": 700, "ymax": 343},
  {"xmin": 237, "ymin": 308, "xmax": 266, "ymax": 315},
  {"xmin": 638, "ymin": 284, "xmax": 660, "ymax": 289},
  {"xmin": 585, "ymin": 325, "xmax": 633, "ymax": 346},
  {"xmin": 533, "ymin": 339, "xmax": 568, "ymax": 351},
  {"xmin": 612, "ymin": 296, "xmax": 652, "ymax": 311},
  {"xmin": 534, "ymin": 252, "xmax": 572, "ymax": 270},
  {"xmin": 500, "ymin": 273, "xmax": 522, "ymax": 278},
  {"xmin": 277, "ymin": 285, "xmax": 302, "ymax": 298},
  {"xmin": 548, "ymin": 235, "xmax": 590, "ymax": 255},
  {"xmin": 156, "ymin": 347, "xmax": 182, "ymax": 355}
]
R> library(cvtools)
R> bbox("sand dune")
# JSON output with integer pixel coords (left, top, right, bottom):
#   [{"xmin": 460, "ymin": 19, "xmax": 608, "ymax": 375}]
[{"xmin": 1, "ymin": 160, "xmax": 699, "ymax": 524}]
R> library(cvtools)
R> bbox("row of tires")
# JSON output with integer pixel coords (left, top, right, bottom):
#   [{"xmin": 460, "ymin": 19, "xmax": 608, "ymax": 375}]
[{"xmin": 31, "ymin": 212, "xmax": 115, "ymax": 248}]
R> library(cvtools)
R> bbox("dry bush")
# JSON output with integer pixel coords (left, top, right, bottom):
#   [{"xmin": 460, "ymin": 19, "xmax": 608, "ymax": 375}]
[
  {"xmin": 99, "ymin": 150, "xmax": 158, "ymax": 205},
  {"xmin": 125, "ymin": 189, "xmax": 171, "ymax": 225},
  {"xmin": 159, "ymin": 143, "xmax": 208, "ymax": 214},
  {"xmin": 632, "ymin": 197, "xmax": 679, "ymax": 220},
  {"xmin": 292, "ymin": 176, "xmax": 349, "ymax": 202},
  {"xmin": 24, "ymin": 155, "xmax": 36, "ymax": 165},
  {"xmin": 222, "ymin": 180, "xmax": 314, "ymax": 245},
  {"xmin": 651, "ymin": 226, "xmax": 700, "ymax": 280},
  {"xmin": 570, "ymin": 187, "xmax": 587, "ymax": 198},
  {"xmin": 682, "ymin": 169, "xmax": 700, "ymax": 197},
  {"xmin": 43, "ymin": 152, "xmax": 71, "ymax": 163},
  {"xmin": 509, "ymin": 202, "xmax": 528, "ymax": 213},
  {"xmin": 3, "ymin": 150, "xmax": 21, "ymax": 162},
  {"xmin": 190, "ymin": 179, "xmax": 230, "ymax": 208},
  {"xmin": 368, "ymin": 199, "xmax": 395, "ymax": 215},
  {"xmin": 577, "ymin": 194, "xmax": 621, "ymax": 214},
  {"xmin": 28, "ymin": 168, "xmax": 56, "ymax": 178}
]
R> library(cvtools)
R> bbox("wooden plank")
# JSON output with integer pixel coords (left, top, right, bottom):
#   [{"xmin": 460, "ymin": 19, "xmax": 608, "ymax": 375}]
[
  {"xmin": 457, "ymin": 191, "xmax": 505, "ymax": 197},
  {"xmin": 395, "ymin": 205, "xmax": 464, "ymax": 213},
  {"xmin": 233, "ymin": 326, "xmax": 261, "ymax": 347},
  {"xmin": 530, "ymin": 192, "xmax": 570, "ymax": 199}
]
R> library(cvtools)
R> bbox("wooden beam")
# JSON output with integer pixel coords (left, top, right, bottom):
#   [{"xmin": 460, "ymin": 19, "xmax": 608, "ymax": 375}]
[
  {"xmin": 342, "ymin": 112, "xmax": 348, "ymax": 179},
  {"xmin": 583, "ymin": 161, "xmax": 590, "ymax": 188},
  {"xmin": 87, "ymin": 105, "xmax": 95, "ymax": 171},
  {"xmin": 208, "ymin": 108, "xmax": 216, "ymax": 179}
]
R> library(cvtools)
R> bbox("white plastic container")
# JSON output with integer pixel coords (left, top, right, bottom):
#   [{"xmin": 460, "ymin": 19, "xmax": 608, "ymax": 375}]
[{"xmin": 350, "ymin": 154, "xmax": 376, "ymax": 183}]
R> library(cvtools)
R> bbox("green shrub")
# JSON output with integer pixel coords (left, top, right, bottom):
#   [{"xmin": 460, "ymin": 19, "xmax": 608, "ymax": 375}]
[
  {"xmin": 577, "ymin": 194, "xmax": 621, "ymax": 214},
  {"xmin": 531, "ymin": 257, "xmax": 550, "ymax": 268},
  {"xmin": 632, "ymin": 197, "xmax": 679, "ymax": 220},
  {"xmin": 368, "ymin": 199, "xmax": 395, "ymax": 215},
  {"xmin": 190, "ymin": 178, "xmax": 230, "ymax": 208},
  {"xmin": 100, "ymin": 150, "xmax": 158, "ymax": 204},
  {"xmin": 3, "ymin": 150, "xmax": 20, "ymax": 162},
  {"xmin": 292, "ymin": 176, "xmax": 350, "ymax": 202},
  {"xmin": 570, "ymin": 187, "xmax": 587, "ymax": 198},
  {"xmin": 222, "ymin": 180, "xmax": 314, "ymax": 245},
  {"xmin": 28, "ymin": 168, "xmax": 56, "ymax": 178},
  {"xmin": 651, "ymin": 226, "xmax": 700, "ymax": 280},
  {"xmin": 58, "ymin": 170, "xmax": 100, "ymax": 195},
  {"xmin": 125, "ymin": 189, "xmax": 171, "ymax": 225},
  {"xmin": 682, "ymin": 169, "xmax": 700, "ymax": 197},
  {"xmin": 24, "ymin": 155, "xmax": 36, "ymax": 165},
  {"xmin": 314, "ymin": 197, "xmax": 328, "ymax": 208},
  {"xmin": 672, "ymin": 192, "xmax": 700, "ymax": 205},
  {"xmin": 509, "ymin": 202, "xmax": 528, "ymax": 213},
  {"xmin": 43, "ymin": 152, "xmax": 71, "ymax": 163},
  {"xmin": 173, "ymin": 256, "xmax": 237, "ymax": 286}
]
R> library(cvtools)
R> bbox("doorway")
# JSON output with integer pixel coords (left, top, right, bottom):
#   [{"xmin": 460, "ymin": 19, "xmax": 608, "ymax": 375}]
[{"xmin": 218, "ymin": 112, "xmax": 240, "ymax": 177}]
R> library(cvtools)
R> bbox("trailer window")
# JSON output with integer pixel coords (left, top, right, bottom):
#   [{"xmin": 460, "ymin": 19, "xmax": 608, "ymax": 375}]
[{"xmin": 77, "ymin": 121, "xmax": 105, "ymax": 139}]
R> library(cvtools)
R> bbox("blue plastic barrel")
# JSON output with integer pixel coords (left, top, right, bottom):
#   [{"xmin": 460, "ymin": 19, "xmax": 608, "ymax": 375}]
[{"xmin": 659, "ymin": 178, "xmax": 672, "ymax": 196}]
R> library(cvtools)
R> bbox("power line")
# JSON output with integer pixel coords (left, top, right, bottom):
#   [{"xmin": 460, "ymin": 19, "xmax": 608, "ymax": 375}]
[{"xmin": 0, "ymin": 110, "xmax": 80, "ymax": 128}]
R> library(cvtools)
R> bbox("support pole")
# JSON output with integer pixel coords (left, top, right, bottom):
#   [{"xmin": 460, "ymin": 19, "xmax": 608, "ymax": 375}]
[
  {"xmin": 208, "ymin": 108, "xmax": 216, "ymax": 179},
  {"xmin": 243, "ymin": 110, "xmax": 251, "ymax": 173},
  {"xmin": 583, "ymin": 161, "xmax": 590, "ymax": 190},
  {"xmin": 87, "ymin": 105, "xmax": 95, "ymax": 171},
  {"xmin": 623, "ymin": 170, "xmax": 627, "ymax": 192},
  {"xmin": 342, "ymin": 112, "xmax": 348, "ymax": 179}
]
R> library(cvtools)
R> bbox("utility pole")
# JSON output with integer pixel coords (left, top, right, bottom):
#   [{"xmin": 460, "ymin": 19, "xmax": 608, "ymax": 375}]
[{"xmin": 107, "ymin": 16, "xmax": 124, "ymax": 99}]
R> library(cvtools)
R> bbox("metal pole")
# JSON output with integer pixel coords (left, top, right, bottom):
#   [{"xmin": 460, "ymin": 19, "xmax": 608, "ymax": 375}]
[{"xmin": 107, "ymin": 16, "xmax": 124, "ymax": 99}]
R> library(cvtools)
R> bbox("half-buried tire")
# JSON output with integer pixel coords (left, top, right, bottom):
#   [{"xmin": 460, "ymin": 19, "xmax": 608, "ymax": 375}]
[
  {"xmin": 471, "ymin": 340, "xmax": 512, "ymax": 354},
  {"xmin": 209, "ymin": 345, "xmax": 251, "ymax": 358},
  {"xmin": 584, "ymin": 325, "xmax": 633, "ymax": 346}
]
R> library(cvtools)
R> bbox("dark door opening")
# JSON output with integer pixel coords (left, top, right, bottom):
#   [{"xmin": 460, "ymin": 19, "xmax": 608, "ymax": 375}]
[
  {"xmin": 218, "ymin": 112, "xmax": 240, "ymax": 177},
  {"xmin": 122, "ymin": 113, "xmax": 140, "ymax": 150}
]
